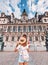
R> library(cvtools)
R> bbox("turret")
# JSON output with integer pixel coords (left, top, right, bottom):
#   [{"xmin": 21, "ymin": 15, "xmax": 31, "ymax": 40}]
[{"xmin": 21, "ymin": 9, "xmax": 28, "ymax": 22}]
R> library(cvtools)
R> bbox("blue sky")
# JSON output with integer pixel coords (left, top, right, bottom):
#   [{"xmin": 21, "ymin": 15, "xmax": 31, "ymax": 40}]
[{"xmin": 0, "ymin": 0, "xmax": 48, "ymax": 19}]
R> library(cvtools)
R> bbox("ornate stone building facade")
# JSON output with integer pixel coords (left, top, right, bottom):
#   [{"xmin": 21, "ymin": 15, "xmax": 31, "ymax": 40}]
[{"xmin": 0, "ymin": 9, "xmax": 48, "ymax": 51}]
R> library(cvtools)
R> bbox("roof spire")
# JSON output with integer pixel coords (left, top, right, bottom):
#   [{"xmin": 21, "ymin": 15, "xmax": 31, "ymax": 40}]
[{"xmin": 21, "ymin": 9, "xmax": 28, "ymax": 16}]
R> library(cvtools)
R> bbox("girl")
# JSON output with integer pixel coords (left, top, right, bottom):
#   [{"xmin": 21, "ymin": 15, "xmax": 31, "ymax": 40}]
[
  {"xmin": 22, "ymin": 34, "xmax": 30, "ymax": 47},
  {"xmin": 15, "ymin": 36, "xmax": 29, "ymax": 65}
]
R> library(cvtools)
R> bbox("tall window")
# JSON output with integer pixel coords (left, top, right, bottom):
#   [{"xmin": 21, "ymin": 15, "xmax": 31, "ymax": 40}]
[
  {"xmin": 38, "ymin": 26, "xmax": 42, "ymax": 31},
  {"xmin": 3, "ymin": 26, "xmax": 7, "ymax": 32},
  {"xmin": 0, "ymin": 26, "xmax": 3, "ymax": 32},
  {"xmin": 41, "ymin": 36, "xmax": 44, "ymax": 41},
  {"xmin": 17, "ymin": 36, "xmax": 20, "ymax": 41},
  {"xmin": 43, "ymin": 26, "xmax": 46, "ymax": 31},
  {"xmin": 28, "ymin": 26, "xmax": 31, "ymax": 32},
  {"xmin": 35, "ymin": 36, "xmax": 38, "ymax": 41},
  {"xmin": 18, "ymin": 26, "xmax": 21, "ymax": 32},
  {"xmin": 6, "ymin": 36, "xmax": 9, "ymax": 41},
  {"xmin": 29, "ymin": 36, "xmax": 32, "ymax": 41},
  {"xmin": 31, "ymin": 26, "xmax": 33, "ymax": 32},
  {"xmin": 12, "ymin": 36, "xmax": 14, "ymax": 41},
  {"xmin": 7, "ymin": 26, "xmax": 12, "ymax": 32},
  {"xmin": 47, "ymin": 28, "xmax": 48, "ymax": 30},
  {"xmin": 34, "ymin": 26, "xmax": 36, "ymax": 31},
  {"xmin": 13, "ymin": 26, "xmax": 17, "ymax": 32},
  {"xmin": 23, "ymin": 26, "xmax": 26, "ymax": 32}
]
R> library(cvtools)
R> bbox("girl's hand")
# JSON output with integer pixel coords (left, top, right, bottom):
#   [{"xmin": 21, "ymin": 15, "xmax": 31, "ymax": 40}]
[
  {"xmin": 14, "ymin": 49, "xmax": 18, "ymax": 52},
  {"xmin": 27, "ymin": 49, "xmax": 32, "ymax": 52},
  {"xmin": 27, "ymin": 49, "xmax": 30, "ymax": 52}
]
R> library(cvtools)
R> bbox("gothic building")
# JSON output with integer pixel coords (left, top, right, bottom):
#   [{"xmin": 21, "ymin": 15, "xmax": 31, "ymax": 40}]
[{"xmin": 0, "ymin": 9, "xmax": 48, "ymax": 51}]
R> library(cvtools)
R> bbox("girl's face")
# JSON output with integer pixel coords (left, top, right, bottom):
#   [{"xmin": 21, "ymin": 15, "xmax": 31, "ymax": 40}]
[
  {"xmin": 21, "ymin": 42, "xmax": 27, "ymax": 46},
  {"xmin": 23, "ymin": 36, "xmax": 27, "ymax": 42}
]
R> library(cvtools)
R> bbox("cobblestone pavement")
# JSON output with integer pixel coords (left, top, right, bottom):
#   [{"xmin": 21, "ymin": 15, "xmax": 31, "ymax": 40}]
[{"xmin": 0, "ymin": 52, "xmax": 48, "ymax": 65}]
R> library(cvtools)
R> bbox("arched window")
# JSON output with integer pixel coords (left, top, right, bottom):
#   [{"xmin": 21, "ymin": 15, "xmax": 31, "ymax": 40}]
[
  {"xmin": 17, "ymin": 36, "xmax": 20, "ymax": 41},
  {"xmin": 12, "ymin": 36, "xmax": 14, "ymax": 41},
  {"xmin": 6, "ymin": 36, "xmax": 9, "ymax": 41},
  {"xmin": 35, "ymin": 36, "xmax": 38, "ymax": 41},
  {"xmin": 44, "ymin": 19, "xmax": 47, "ymax": 22},
  {"xmin": 41, "ymin": 36, "xmax": 44, "ymax": 41}
]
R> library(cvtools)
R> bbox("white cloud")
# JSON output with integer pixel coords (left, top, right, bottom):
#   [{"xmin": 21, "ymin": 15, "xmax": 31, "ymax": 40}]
[
  {"xmin": 27, "ymin": 0, "xmax": 34, "ymax": 11},
  {"xmin": 37, "ymin": 0, "xmax": 48, "ymax": 14},
  {"xmin": 31, "ymin": 4, "xmax": 37, "ymax": 12},
  {"xmin": 22, "ymin": 4, "xmax": 25, "ymax": 7},
  {"xmin": 27, "ymin": 0, "xmax": 48, "ymax": 18},
  {"xmin": 0, "ymin": 0, "xmax": 21, "ymax": 19},
  {"xmin": 28, "ymin": 13, "xmax": 34, "ymax": 19},
  {"xmin": 14, "ymin": 6, "xmax": 21, "ymax": 19},
  {"xmin": 27, "ymin": 0, "xmax": 36, "ymax": 18},
  {"xmin": 9, "ymin": 0, "xmax": 21, "ymax": 19},
  {"xmin": 0, "ymin": 1, "xmax": 12, "ymax": 14}
]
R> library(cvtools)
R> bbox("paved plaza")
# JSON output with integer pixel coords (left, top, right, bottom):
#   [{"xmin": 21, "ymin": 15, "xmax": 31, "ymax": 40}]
[{"xmin": 0, "ymin": 52, "xmax": 48, "ymax": 65}]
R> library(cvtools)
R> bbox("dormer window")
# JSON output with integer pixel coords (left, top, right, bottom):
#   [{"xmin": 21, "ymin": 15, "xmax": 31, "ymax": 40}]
[
  {"xmin": 44, "ymin": 19, "xmax": 47, "ymax": 22},
  {"xmin": 45, "ymin": 12, "xmax": 48, "ymax": 16},
  {"xmin": 1, "ymin": 13, "xmax": 5, "ymax": 17}
]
